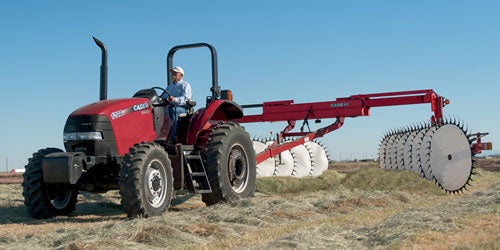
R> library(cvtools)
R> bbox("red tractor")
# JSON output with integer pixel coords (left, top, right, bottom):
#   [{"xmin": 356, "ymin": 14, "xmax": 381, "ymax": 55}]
[{"xmin": 22, "ymin": 38, "xmax": 256, "ymax": 218}]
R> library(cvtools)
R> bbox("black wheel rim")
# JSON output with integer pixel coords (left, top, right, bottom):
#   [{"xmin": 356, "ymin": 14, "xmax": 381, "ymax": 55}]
[{"xmin": 48, "ymin": 187, "xmax": 73, "ymax": 210}]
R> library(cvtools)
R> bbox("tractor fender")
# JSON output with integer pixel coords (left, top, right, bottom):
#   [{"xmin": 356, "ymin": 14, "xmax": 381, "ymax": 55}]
[{"xmin": 187, "ymin": 99, "xmax": 243, "ymax": 144}]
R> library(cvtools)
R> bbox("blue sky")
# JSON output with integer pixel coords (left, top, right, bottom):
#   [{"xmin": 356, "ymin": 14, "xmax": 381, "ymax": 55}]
[{"xmin": 1, "ymin": 1, "xmax": 499, "ymax": 170}]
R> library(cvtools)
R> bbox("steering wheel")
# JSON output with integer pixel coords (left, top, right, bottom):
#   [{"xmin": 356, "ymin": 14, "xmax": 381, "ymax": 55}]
[{"xmin": 151, "ymin": 87, "xmax": 173, "ymax": 105}]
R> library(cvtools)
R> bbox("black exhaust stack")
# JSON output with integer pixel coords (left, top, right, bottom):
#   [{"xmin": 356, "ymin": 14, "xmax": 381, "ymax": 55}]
[{"xmin": 93, "ymin": 37, "xmax": 108, "ymax": 101}]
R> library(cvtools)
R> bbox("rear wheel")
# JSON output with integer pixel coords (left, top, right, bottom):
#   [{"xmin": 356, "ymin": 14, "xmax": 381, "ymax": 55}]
[
  {"xmin": 119, "ymin": 142, "xmax": 174, "ymax": 217},
  {"xmin": 201, "ymin": 122, "xmax": 256, "ymax": 206},
  {"xmin": 22, "ymin": 148, "xmax": 78, "ymax": 219}
]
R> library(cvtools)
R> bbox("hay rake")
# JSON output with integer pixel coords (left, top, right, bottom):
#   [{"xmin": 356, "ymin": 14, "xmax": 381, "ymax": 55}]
[{"xmin": 237, "ymin": 89, "xmax": 492, "ymax": 193}]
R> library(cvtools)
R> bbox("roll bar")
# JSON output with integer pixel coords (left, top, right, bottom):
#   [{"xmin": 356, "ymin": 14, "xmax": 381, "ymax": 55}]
[{"xmin": 167, "ymin": 43, "xmax": 220, "ymax": 101}]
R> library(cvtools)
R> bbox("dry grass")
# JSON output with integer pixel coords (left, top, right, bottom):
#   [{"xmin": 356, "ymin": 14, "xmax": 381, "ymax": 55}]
[
  {"xmin": 0, "ymin": 165, "xmax": 498, "ymax": 249},
  {"xmin": 255, "ymin": 169, "xmax": 344, "ymax": 194},
  {"xmin": 395, "ymin": 214, "xmax": 500, "ymax": 250},
  {"xmin": 341, "ymin": 167, "xmax": 445, "ymax": 195}
]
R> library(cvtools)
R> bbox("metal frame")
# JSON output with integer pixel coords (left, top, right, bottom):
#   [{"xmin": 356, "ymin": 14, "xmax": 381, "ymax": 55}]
[
  {"xmin": 238, "ymin": 89, "xmax": 448, "ymax": 164},
  {"xmin": 166, "ymin": 43, "xmax": 220, "ymax": 101}
]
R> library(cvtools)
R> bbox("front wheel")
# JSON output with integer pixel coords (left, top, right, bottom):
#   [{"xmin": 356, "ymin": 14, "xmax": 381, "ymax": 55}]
[
  {"xmin": 22, "ymin": 148, "xmax": 78, "ymax": 219},
  {"xmin": 119, "ymin": 142, "xmax": 174, "ymax": 217},
  {"xmin": 201, "ymin": 122, "xmax": 256, "ymax": 205}
]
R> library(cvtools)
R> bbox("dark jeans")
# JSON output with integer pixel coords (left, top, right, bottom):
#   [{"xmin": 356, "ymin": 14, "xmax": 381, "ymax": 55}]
[{"xmin": 167, "ymin": 105, "xmax": 187, "ymax": 143}]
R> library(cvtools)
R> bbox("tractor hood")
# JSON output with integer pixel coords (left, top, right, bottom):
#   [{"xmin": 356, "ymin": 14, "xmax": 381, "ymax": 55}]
[
  {"xmin": 66, "ymin": 97, "xmax": 157, "ymax": 155},
  {"xmin": 70, "ymin": 98, "xmax": 152, "ymax": 119}
]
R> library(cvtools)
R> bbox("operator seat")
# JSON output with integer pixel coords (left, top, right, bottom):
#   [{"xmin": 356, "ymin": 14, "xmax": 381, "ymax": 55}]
[{"xmin": 178, "ymin": 100, "xmax": 197, "ymax": 117}]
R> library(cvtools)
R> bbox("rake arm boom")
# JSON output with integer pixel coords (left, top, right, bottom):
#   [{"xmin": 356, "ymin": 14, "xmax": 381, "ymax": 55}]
[
  {"xmin": 236, "ymin": 89, "xmax": 448, "ymax": 164},
  {"xmin": 239, "ymin": 89, "xmax": 446, "ymax": 129}
]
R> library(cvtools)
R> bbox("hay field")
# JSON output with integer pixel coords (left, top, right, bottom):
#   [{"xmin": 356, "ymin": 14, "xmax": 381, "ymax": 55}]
[{"xmin": 0, "ymin": 161, "xmax": 498, "ymax": 249}]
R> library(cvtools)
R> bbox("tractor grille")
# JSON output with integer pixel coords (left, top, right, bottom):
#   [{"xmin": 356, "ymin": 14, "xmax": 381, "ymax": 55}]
[{"xmin": 63, "ymin": 115, "xmax": 118, "ymax": 156}]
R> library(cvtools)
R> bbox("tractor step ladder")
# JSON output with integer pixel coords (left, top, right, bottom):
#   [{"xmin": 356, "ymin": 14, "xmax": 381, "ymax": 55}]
[{"xmin": 182, "ymin": 149, "xmax": 212, "ymax": 194}]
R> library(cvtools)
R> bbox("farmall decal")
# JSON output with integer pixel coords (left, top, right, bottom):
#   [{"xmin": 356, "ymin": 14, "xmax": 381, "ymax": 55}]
[
  {"xmin": 111, "ymin": 102, "xmax": 150, "ymax": 120},
  {"xmin": 111, "ymin": 110, "xmax": 125, "ymax": 119}
]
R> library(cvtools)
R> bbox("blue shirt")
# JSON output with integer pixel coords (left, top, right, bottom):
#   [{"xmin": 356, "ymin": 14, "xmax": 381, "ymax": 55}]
[{"xmin": 165, "ymin": 79, "xmax": 192, "ymax": 106}]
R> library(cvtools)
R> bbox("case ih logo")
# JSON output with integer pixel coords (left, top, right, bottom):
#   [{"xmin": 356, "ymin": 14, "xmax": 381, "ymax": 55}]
[
  {"xmin": 111, "ymin": 102, "xmax": 150, "ymax": 120},
  {"xmin": 133, "ymin": 102, "xmax": 149, "ymax": 111},
  {"xmin": 330, "ymin": 102, "xmax": 349, "ymax": 108}
]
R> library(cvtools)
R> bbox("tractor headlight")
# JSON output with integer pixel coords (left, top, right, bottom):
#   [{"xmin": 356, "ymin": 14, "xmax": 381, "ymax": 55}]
[{"xmin": 64, "ymin": 131, "xmax": 103, "ymax": 141}]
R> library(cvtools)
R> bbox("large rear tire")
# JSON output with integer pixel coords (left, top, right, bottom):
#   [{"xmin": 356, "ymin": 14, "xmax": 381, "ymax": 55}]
[
  {"xmin": 201, "ymin": 122, "xmax": 256, "ymax": 206},
  {"xmin": 22, "ymin": 148, "xmax": 78, "ymax": 219},
  {"xmin": 119, "ymin": 142, "xmax": 174, "ymax": 217}
]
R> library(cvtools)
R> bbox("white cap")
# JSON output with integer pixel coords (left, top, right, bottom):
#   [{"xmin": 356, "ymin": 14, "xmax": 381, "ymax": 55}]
[{"xmin": 170, "ymin": 66, "xmax": 184, "ymax": 75}]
